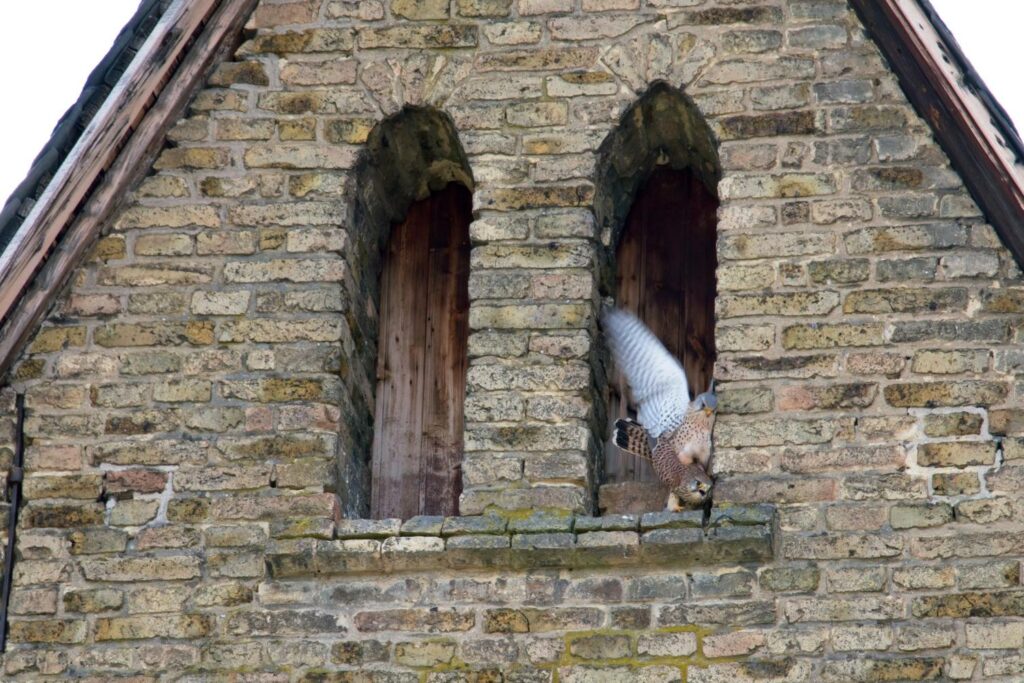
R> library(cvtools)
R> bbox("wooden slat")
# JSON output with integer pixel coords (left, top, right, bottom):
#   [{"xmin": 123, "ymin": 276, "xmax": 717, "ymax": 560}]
[
  {"xmin": 606, "ymin": 167, "xmax": 717, "ymax": 484},
  {"xmin": 605, "ymin": 180, "xmax": 645, "ymax": 482},
  {"xmin": 371, "ymin": 183, "xmax": 470, "ymax": 519},
  {"xmin": 419, "ymin": 184, "xmax": 470, "ymax": 516},
  {"xmin": 683, "ymin": 171, "xmax": 718, "ymax": 395},
  {"xmin": 372, "ymin": 198, "xmax": 432, "ymax": 520},
  {"xmin": 0, "ymin": 0, "xmax": 259, "ymax": 377},
  {"xmin": 848, "ymin": 0, "xmax": 1024, "ymax": 266}
]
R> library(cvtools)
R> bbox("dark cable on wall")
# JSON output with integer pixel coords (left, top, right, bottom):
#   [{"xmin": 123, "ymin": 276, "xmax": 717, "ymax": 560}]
[{"xmin": 0, "ymin": 393, "xmax": 26, "ymax": 653}]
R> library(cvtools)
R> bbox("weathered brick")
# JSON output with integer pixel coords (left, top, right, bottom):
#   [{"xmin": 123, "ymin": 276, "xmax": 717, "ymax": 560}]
[
  {"xmin": 961, "ymin": 561, "xmax": 1020, "ymax": 596},
  {"xmin": 912, "ymin": 591, "xmax": 1024, "ymax": 618},
  {"xmin": 917, "ymin": 442, "xmax": 996, "ymax": 467},
  {"xmin": 209, "ymin": 60, "xmax": 270, "ymax": 86},
  {"xmin": 890, "ymin": 503, "xmax": 953, "ymax": 529},
  {"xmin": 821, "ymin": 657, "xmax": 943, "ymax": 682},
  {"xmin": 912, "ymin": 533, "xmax": 1024, "ymax": 560},
  {"xmin": 719, "ymin": 291, "xmax": 839, "ymax": 318},
  {"xmin": 777, "ymin": 382, "xmax": 877, "ymax": 410},
  {"xmin": 783, "ymin": 533, "xmax": 902, "ymax": 560},
  {"xmin": 80, "ymin": 556, "xmax": 202, "ymax": 582},
  {"xmin": 109, "ymin": 499, "xmax": 159, "ymax": 526},
  {"xmin": 989, "ymin": 408, "xmax": 1024, "ymax": 435},
  {"xmin": 884, "ymin": 381, "xmax": 1007, "ymax": 407},
  {"xmin": 356, "ymin": 609, "xmax": 476, "ymax": 633},
  {"xmin": 759, "ymin": 566, "xmax": 820, "ymax": 593},
  {"xmin": 94, "ymin": 321, "xmax": 214, "ymax": 347},
  {"xmin": 660, "ymin": 600, "xmax": 776, "ymax": 627},
  {"xmin": 893, "ymin": 566, "xmax": 955, "ymax": 591},
  {"xmin": 922, "ymin": 411, "xmax": 983, "ymax": 437},
  {"xmin": 24, "ymin": 502, "xmax": 105, "ymax": 528},
  {"xmin": 238, "ymin": 28, "xmax": 355, "ymax": 55},
  {"xmin": 8, "ymin": 620, "xmax": 86, "ymax": 644},
  {"xmin": 845, "ymin": 223, "xmax": 967, "ymax": 254},
  {"xmin": 153, "ymin": 147, "xmax": 230, "ymax": 170},
  {"xmin": 23, "ymin": 475, "xmax": 102, "ymax": 501},
  {"xmin": 705, "ymin": 57, "xmax": 815, "ymax": 85},
  {"xmin": 932, "ymin": 471, "xmax": 980, "ymax": 495},
  {"xmin": 965, "ymin": 621, "xmax": 1024, "ymax": 649},
  {"xmin": 569, "ymin": 634, "xmax": 631, "ymax": 660},
  {"xmin": 636, "ymin": 631, "xmax": 697, "ymax": 657},
  {"xmin": 826, "ymin": 566, "xmax": 886, "ymax": 593},
  {"xmin": 360, "ymin": 24, "xmax": 477, "ymax": 48},
  {"xmin": 955, "ymin": 498, "xmax": 1014, "ymax": 524},
  {"xmin": 785, "ymin": 596, "xmax": 903, "ymax": 623},
  {"xmin": 95, "ymin": 614, "xmax": 213, "ymax": 641},
  {"xmin": 781, "ymin": 445, "xmax": 902, "ymax": 473},
  {"xmin": 831, "ymin": 624, "xmax": 892, "ymax": 652},
  {"xmin": 67, "ymin": 527, "xmax": 129, "ymax": 555},
  {"xmin": 720, "ymin": 172, "xmax": 836, "ymax": 199},
  {"xmin": 63, "ymin": 588, "xmax": 124, "ymax": 614}
]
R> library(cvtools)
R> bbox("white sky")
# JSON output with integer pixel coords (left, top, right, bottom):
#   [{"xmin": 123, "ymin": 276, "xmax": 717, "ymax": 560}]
[{"xmin": 0, "ymin": 1, "xmax": 1022, "ymax": 205}]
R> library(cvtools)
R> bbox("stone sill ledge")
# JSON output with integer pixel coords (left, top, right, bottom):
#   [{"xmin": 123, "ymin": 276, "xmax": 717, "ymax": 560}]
[{"xmin": 267, "ymin": 505, "xmax": 774, "ymax": 578}]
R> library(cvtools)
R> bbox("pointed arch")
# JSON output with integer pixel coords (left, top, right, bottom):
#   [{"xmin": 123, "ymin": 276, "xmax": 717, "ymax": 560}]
[
  {"xmin": 594, "ymin": 83, "xmax": 721, "ymax": 492},
  {"xmin": 344, "ymin": 106, "xmax": 474, "ymax": 519},
  {"xmin": 594, "ymin": 81, "xmax": 720, "ymax": 249}
]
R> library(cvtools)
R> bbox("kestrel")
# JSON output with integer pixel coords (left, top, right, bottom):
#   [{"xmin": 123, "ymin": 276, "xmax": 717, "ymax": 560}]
[{"xmin": 603, "ymin": 308, "xmax": 718, "ymax": 510}]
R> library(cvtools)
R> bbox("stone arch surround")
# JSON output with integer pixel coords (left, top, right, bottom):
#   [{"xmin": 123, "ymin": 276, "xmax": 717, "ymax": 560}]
[
  {"xmin": 343, "ymin": 105, "xmax": 475, "ymax": 517},
  {"xmin": 590, "ymin": 82, "xmax": 722, "ymax": 502}
]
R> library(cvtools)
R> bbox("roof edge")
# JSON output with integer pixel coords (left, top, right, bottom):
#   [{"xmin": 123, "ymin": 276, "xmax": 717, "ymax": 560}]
[
  {"xmin": 0, "ymin": 0, "xmax": 169, "ymax": 253},
  {"xmin": 850, "ymin": 0, "xmax": 1024, "ymax": 266},
  {"xmin": 0, "ymin": 0, "xmax": 259, "ymax": 378}
]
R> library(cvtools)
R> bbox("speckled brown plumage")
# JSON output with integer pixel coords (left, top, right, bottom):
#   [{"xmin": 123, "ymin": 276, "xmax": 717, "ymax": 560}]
[
  {"xmin": 614, "ymin": 408, "xmax": 714, "ymax": 509},
  {"xmin": 605, "ymin": 309, "xmax": 717, "ymax": 510}
]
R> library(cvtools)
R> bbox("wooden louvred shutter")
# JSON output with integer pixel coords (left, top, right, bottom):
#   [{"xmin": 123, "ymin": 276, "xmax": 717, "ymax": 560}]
[
  {"xmin": 371, "ymin": 183, "xmax": 471, "ymax": 519},
  {"xmin": 606, "ymin": 167, "xmax": 718, "ymax": 483}
]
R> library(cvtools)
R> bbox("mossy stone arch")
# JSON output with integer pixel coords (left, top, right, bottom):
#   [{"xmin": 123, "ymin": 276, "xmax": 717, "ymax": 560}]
[
  {"xmin": 341, "ymin": 106, "xmax": 475, "ymax": 518},
  {"xmin": 593, "ymin": 82, "xmax": 722, "ymax": 509},
  {"xmin": 594, "ymin": 81, "xmax": 720, "ymax": 250}
]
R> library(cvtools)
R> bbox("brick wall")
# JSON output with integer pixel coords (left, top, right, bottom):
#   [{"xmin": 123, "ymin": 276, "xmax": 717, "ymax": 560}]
[{"xmin": 2, "ymin": 0, "xmax": 1024, "ymax": 679}]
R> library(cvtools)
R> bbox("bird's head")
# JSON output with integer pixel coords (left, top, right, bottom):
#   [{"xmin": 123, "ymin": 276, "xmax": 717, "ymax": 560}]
[
  {"xmin": 693, "ymin": 390, "xmax": 717, "ymax": 417},
  {"xmin": 672, "ymin": 464, "xmax": 713, "ymax": 507}
]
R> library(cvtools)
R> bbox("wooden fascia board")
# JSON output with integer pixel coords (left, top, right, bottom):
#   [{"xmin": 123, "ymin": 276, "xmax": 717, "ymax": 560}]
[
  {"xmin": 0, "ymin": 0, "xmax": 259, "ymax": 378},
  {"xmin": 850, "ymin": 0, "xmax": 1024, "ymax": 266}
]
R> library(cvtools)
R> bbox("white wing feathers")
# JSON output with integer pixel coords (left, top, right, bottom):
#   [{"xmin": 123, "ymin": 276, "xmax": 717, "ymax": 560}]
[{"xmin": 603, "ymin": 308, "xmax": 690, "ymax": 438}]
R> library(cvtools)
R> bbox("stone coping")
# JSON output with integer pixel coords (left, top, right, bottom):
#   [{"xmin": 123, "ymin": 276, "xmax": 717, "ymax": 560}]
[{"xmin": 267, "ymin": 505, "xmax": 774, "ymax": 578}]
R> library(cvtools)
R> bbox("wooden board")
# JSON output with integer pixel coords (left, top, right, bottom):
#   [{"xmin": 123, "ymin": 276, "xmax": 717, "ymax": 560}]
[
  {"xmin": 605, "ymin": 167, "xmax": 718, "ymax": 484},
  {"xmin": 371, "ymin": 183, "xmax": 471, "ymax": 519}
]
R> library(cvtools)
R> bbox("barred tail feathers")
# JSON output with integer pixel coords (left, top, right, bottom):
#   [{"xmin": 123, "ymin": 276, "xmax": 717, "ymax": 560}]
[{"xmin": 613, "ymin": 418, "xmax": 652, "ymax": 461}]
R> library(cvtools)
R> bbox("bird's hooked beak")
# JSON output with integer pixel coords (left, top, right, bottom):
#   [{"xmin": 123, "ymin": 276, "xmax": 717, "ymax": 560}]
[{"xmin": 704, "ymin": 378, "xmax": 716, "ymax": 416}]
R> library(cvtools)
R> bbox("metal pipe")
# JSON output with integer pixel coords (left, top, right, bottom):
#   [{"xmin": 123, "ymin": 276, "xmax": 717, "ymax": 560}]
[{"xmin": 0, "ymin": 393, "xmax": 25, "ymax": 653}]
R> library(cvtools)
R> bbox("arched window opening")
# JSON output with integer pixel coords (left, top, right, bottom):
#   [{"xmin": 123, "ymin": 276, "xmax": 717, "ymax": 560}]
[
  {"xmin": 341, "ymin": 106, "xmax": 474, "ymax": 520},
  {"xmin": 593, "ymin": 82, "xmax": 721, "ymax": 513},
  {"xmin": 605, "ymin": 166, "xmax": 718, "ymax": 484},
  {"xmin": 371, "ymin": 183, "xmax": 471, "ymax": 519}
]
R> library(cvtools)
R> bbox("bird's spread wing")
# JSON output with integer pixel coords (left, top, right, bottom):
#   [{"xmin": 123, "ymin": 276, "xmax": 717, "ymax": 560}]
[{"xmin": 603, "ymin": 308, "xmax": 690, "ymax": 437}]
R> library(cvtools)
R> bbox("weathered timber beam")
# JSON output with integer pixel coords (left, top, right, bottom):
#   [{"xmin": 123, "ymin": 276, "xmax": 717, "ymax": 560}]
[
  {"xmin": 0, "ymin": 0, "xmax": 260, "ymax": 378},
  {"xmin": 849, "ymin": 0, "xmax": 1024, "ymax": 266}
]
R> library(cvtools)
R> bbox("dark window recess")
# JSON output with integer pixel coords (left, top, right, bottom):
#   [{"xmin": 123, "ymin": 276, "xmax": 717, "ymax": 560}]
[
  {"xmin": 605, "ymin": 166, "xmax": 718, "ymax": 483},
  {"xmin": 371, "ymin": 183, "xmax": 472, "ymax": 519}
]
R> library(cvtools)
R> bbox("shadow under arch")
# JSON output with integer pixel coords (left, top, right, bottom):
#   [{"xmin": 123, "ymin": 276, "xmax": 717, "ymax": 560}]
[
  {"xmin": 350, "ymin": 105, "xmax": 475, "ymax": 296},
  {"xmin": 340, "ymin": 106, "xmax": 475, "ymax": 518},
  {"xmin": 594, "ymin": 81, "xmax": 721, "ymax": 252},
  {"xmin": 592, "ymin": 82, "xmax": 723, "ymax": 509}
]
